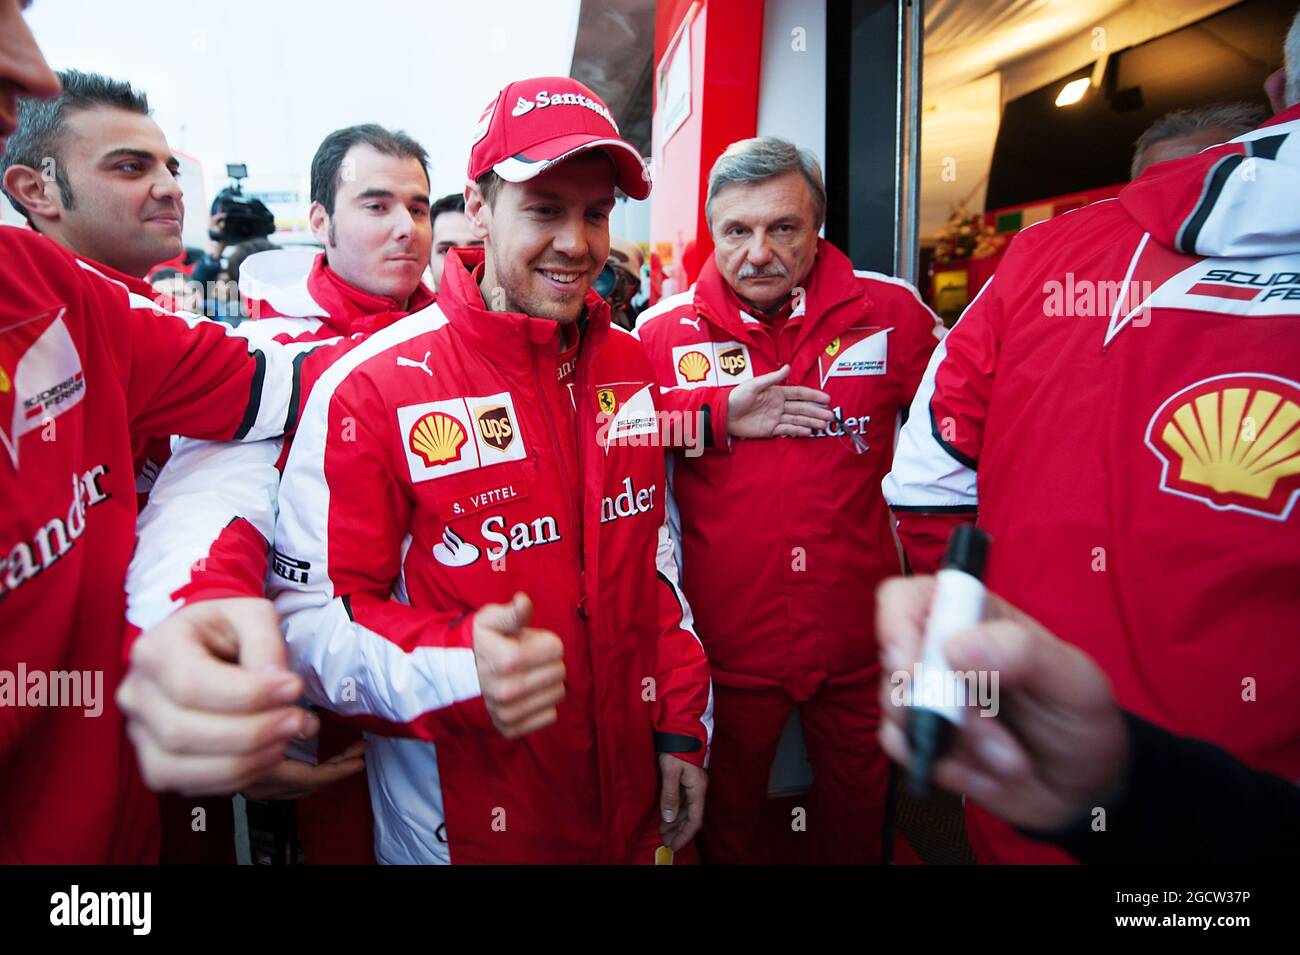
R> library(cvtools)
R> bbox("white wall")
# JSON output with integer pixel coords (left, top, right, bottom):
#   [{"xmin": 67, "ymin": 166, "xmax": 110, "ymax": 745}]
[{"xmin": 756, "ymin": 0, "xmax": 827, "ymax": 171}]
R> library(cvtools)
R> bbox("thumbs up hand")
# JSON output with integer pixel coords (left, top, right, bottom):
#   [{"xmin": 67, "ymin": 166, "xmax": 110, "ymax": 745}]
[{"xmin": 472, "ymin": 592, "xmax": 567, "ymax": 739}]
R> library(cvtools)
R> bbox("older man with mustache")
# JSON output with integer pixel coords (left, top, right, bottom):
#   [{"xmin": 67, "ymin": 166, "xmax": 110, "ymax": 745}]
[{"xmin": 635, "ymin": 136, "xmax": 945, "ymax": 864}]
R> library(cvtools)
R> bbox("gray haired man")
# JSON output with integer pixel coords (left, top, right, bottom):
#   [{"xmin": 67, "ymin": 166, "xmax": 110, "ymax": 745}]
[
  {"xmin": 1131, "ymin": 102, "xmax": 1267, "ymax": 179},
  {"xmin": 635, "ymin": 136, "xmax": 944, "ymax": 864}
]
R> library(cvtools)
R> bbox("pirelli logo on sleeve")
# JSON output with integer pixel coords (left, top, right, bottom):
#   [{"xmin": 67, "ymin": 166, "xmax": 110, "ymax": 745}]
[{"xmin": 397, "ymin": 391, "xmax": 526, "ymax": 483}]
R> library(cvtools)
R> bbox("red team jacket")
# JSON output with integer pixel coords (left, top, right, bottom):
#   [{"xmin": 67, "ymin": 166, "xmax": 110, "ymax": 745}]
[
  {"xmin": 268, "ymin": 249, "xmax": 713, "ymax": 863},
  {"xmin": 124, "ymin": 250, "xmax": 436, "ymax": 863},
  {"xmin": 636, "ymin": 241, "xmax": 942, "ymax": 695},
  {"xmin": 884, "ymin": 105, "xmax": 1300, "ymax": 863},
  {"xmin": 127, "ymin": 252, "xmax": 435, "ymax": 625},
  {"xmin": 0, "ymin": 225, "xmax": 314, "ymax": 863}
]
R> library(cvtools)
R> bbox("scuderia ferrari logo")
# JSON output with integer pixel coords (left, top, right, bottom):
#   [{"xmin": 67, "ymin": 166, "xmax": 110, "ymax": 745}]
[{"xmin": 598, "ymin": 389, "xmax": 618, "ymax": 414}]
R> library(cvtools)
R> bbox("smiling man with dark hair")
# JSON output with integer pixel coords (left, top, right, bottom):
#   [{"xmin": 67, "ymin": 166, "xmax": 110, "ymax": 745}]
[{"xmin": 2, "ymin": 68, "xmax": 183, "ymax": 279}]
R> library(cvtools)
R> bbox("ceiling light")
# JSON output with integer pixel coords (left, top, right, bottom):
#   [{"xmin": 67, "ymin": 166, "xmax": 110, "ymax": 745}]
[{"xmin": 1055, "ymin": 77, "xmax": 1090, "ymax": 107}]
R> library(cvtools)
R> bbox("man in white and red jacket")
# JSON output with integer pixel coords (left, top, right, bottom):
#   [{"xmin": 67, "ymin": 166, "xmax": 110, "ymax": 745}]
[
  {"xmin": 127, "ymin": 94, "xmax": 823, "ymax": 864},
  {"xmin": 883, "ymin": 29, "xmax": 1300, "ymax": 863},
  {"xmin": 129, "ymin": 122, "xmax": 438, "ymax": 864},
  {"xmin": 269, "ymin": 77, "xmax": 715, "ymax": 864},
  {"xmin": 636, "ymin": 137, "xmax": 944, "ymax": 863}
]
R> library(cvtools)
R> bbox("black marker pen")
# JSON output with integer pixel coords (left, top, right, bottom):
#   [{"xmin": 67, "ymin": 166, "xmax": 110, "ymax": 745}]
[{"xmin": 907, "ymin": 524, "xmax": 991, "ymax": 797}]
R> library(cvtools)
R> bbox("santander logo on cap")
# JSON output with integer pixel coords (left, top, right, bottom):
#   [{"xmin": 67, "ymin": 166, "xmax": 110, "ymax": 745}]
[
  {"xmin": 467, "ymin": 76, "xmax": 651, "ymax": 200},
  {"xmin": 506, "ymin": 88, "xmax": 619, "ymax": 131}
]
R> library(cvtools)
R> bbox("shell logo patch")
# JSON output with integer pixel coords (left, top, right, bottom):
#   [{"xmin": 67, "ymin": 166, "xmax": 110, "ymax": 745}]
[
  {"xmin": 670, "ymin": 341, "xmax": 754, "ymax": 387},
  {"xmin": 397, "ymin": 391, "xmax": 527, "ymax": 483},
  {"xmin": 677, "ymin": 350, "xmax": 711, "ymax": 383},
  {"xmin": 410, "ymin": 412, "xmax": 467, "ymax": 466},
  {"xmin": 1146, "ymin": 373, "xmax": 1300, "ymax": 521}
]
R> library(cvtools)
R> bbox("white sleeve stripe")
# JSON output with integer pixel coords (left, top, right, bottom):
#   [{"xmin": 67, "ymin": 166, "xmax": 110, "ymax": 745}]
[
  {"xmin": 126, "ymin": 437, "xmax": 283, "ymax": 630},
  {"xmin": 272, "ymin": 304, "xmax": 471, "ymax": 720},
  {"xmin": 284, "ymin": 600, "xmax": 480, "ymax": 721},
  {"xmin": 881, "ymin": 332, "xmax": 979, "ymax": 510},
  {"xmin": 76, "ymin": 255, "xmax": 331, "ymax": 443}
]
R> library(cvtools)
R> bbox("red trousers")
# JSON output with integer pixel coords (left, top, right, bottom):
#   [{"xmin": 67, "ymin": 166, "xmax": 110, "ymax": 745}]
[{"xmin": 699, "ymin": 678, "xmax": 890, "ymax": 864}]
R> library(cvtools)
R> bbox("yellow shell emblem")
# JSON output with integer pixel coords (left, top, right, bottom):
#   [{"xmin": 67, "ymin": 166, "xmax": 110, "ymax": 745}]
[
  {"xmin": 677, "ymin": 350, "xmax": 711, "ymax": 383},
  {"xmin": 1152, "ymin": 376, "xmax": 1300, "ymax": 517},
  {"xmin": 409, "ymin": 411, "xmax": 467, "ymax": 467},
  {"xmin": 0, "ymin": 366, "xmax": 10, "ymax": 394},
  {"xmin": 597, "ymin": 389, "xmax": 618, "ymax": 414},
  {"xmin": 825, "ymin": 337, "xmax": 842, "ymax": 357}
]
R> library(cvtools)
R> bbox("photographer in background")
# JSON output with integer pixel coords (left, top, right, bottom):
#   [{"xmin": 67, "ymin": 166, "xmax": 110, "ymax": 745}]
[
  {"xmin": 596, "ymin": 235, "xmax": 644, "ymax": 329},
  {"xmin": 191, "ymin": 162, "xmax": 276, "ymax": 306},
  {"xmin": 202, "ymin": 236, "xmax": 277, "ymax": 325}
]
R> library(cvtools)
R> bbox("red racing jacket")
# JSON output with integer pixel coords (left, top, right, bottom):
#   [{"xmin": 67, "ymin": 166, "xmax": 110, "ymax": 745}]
[
  {"xmin": 0, "ymin": 225, "xmax": 322, "ymax": 863},
  {"xmin": 635, "ymin": 240, "xmax": 943, "ymax": 697},
  {"xmin": 883, "ymin": 104, "xmax": 1300, "ymax": 863},
  {"xmin": 268, "ymin": 249, "xmax": 713, "ymax": 864},
  {"xmin": 126, "ymin": 252, "xmax": 436, "ymax": 863},
  {"xmin": 126, "ymin": 251, "xmax": 435, "ymax": 628}
]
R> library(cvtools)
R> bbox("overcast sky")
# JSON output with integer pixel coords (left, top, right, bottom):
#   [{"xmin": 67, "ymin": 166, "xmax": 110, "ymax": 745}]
[{"xmin": 27, "ymin": 0, "xmax": 581, "ymax": 227}]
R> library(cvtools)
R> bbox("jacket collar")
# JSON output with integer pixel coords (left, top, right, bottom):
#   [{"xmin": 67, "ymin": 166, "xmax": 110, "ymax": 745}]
[
  {"xmin": 437, "ymin": 247, "xmax": 610, "ymax": 373},
  {"xmin": 308, "ymin": 253, "xmax": 435, "ymax": 336},
  {"xmin": 693, "ymin": 238, "xmax": 873, "ymax": 360}
]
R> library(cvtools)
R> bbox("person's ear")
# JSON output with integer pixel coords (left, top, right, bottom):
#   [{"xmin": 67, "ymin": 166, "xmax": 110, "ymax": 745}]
[
  {"xmin": 2, "ymin": 163, "xmax": 62, "ymax": 224},
  {"xmin": 464, "ymin": 183, "xmax": 490, "ymax": 241},
  {"xmin": 308, "ymin": 201, "xmax": 331, "ymax": 246}
]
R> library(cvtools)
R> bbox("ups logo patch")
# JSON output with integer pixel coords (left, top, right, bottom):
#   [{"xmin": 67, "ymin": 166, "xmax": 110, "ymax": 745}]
[
  {"xmin": 475, "ymin": 405, "xmax": 515, "ymax": 451},
  {"xmin": 718, "ymin": 346, "xmax": 748, "ymax": 377}
]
